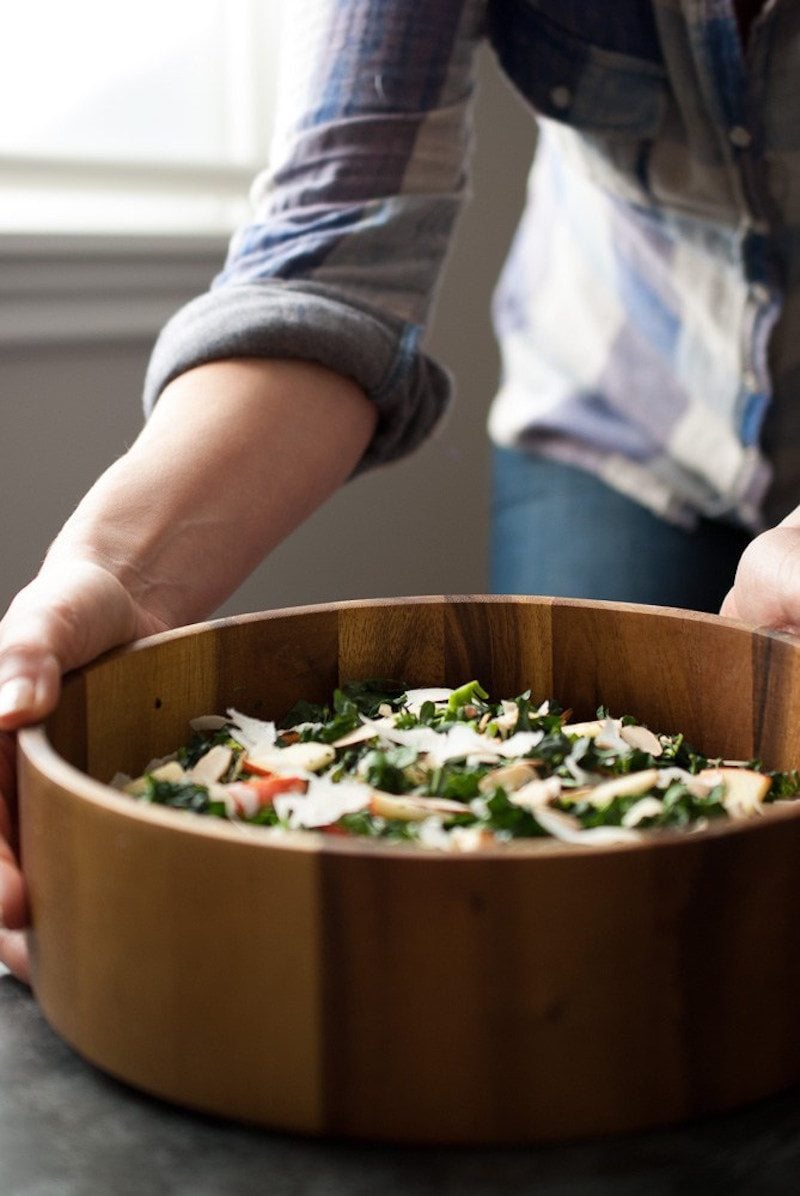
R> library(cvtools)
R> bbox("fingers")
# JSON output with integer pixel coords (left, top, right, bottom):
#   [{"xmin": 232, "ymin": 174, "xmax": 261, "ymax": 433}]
[
  {"xmin": 0, "ymin": 732, "xmax": 15, "ymax": 840},
  {"xmin": 726, "ymin": 526, "xmax": 800, "ymax": 633},
  {"xmin": 0, "ymin": 646, "xmax": 61, "ymax": 732},
  {"xmin": 0, "ymin": 819, "xmax": 29, "ymax": 985},
  {"xmin": 718, "ymin": 587, "xmax": 741, "ymax": 620},
  {"xmin": 0, "ymin": 929, "xmax": 30, "ymax": 985},
  {"xmin": 0, "ymin": 733, "xmax": 27, "ymax": 929},
  {"xmin": 0, "ymin": 842, "xmax": 28, "ymax": 930},
  {"xmin": 0, "ymin": 557, "xmax": 150, "ymax": 988},
  {"xmin": 0, "ymin": 559, "xmax": 142, "ymax": 732},
  {"xmin": 0, "ymin": 581, "xmax": 70, "ymax": 732}
]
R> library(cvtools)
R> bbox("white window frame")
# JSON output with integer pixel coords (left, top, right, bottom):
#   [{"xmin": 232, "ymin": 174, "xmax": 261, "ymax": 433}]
[
  {"xmin": 0, "ymin": 0, "xmax": 281, "ymax": 346},
  {"xmin": 0, "ymin": 233, "xmax": 227, "ymax": 348}
]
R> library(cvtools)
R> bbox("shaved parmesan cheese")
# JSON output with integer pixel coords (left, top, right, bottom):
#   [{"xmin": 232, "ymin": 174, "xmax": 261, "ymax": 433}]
[
  {"xmin": 402, "ymin": 687, "xmax": 453, "ymax": 714},
  {"xmin": 493, "ymin": 700, "xmax": 520, "ymax": 735},
  {"xmin": 359, "ymin": 718, "xmax": 494, "ymax": 767},
  {"xmin": 274, "ymin": 776, "xmax": 369, "ymax": 828},
  {"xmin": 595, "ymin": 718, "xmax": 630, "ymax": 754},
  {"xmin": 226, "ymin": 708, "xmax": 277, "ymax": 752},
  {"xmin": 494, "ymin": 730, "xmax": 544, "ymax": 758}
]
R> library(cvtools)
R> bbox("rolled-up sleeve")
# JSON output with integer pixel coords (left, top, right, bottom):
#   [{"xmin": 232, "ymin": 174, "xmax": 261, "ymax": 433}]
[{"xmin": 143, "ymin": 0, "xmax": 486, "ymax": 471}]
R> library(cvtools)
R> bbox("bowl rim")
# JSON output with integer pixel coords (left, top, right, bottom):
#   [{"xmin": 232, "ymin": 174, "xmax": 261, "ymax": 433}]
[{"xmin": 18, "ymin": 594, "xmax": 800, "ymax": 862}]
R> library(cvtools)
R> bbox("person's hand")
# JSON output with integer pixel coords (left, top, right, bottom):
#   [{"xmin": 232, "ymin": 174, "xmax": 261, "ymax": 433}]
[
  {"xmin": 0, "ymin": 729, "xmax": 27, "ymax": 981},
  {"xmin": 0, "ymin": 357, "xmax": 377, "ymax": 986},
  {"xmin": 720, "ymin": 520, "xmax": 800, "ymax": 633},
  {"xmin": 0, "ymin": 559, "xmax": 168, "ymax": 983}
]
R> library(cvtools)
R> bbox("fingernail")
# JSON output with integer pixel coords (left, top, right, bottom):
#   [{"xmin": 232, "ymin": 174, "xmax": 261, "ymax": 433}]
[{"xmin": 0, "ymin": 678, "xmax": 35, "ymax": 719}]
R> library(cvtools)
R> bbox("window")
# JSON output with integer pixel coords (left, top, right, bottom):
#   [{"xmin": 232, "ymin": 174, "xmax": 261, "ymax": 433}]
[{"xmin": 0, "ymin": 0, "xmax": 282, "ymax": 236}]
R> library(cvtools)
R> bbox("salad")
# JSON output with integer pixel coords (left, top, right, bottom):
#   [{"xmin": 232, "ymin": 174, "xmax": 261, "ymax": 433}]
[{"xmin": 115, "ymin": 679, "xmax": 800, "ymax": 850}]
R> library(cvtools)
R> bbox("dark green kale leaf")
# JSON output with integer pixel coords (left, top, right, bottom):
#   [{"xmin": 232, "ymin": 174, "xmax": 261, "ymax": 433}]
[
  {"xmin": 766, "ymin": 769, "xmax": 800, "ymax": 801},
  {"xmin": 657, "ymin": 732, "xmax": 709, "ymax": 773},
  {"xmin": 141, "ymin": 776, "xmax": 227, "ymax": 818},
  {"xmin": 479, "ymin": 788, "xmax": 549, "ymax": 838},
  {"xmin": 340, "ymin": 678, "xmax": 409, "ymax": 717},
  {"xmin": 337, "ymin": 810, "xmax": 421, "ymax": 841},
  {"xmin": 425, "ymin": 762, "xmax": 485, "ymax": 802},
  {"xmin": 361, "ymin": 746, "xmax": 417, "ymax": 794},
  {"xmin": 177, "ymin": 728, "xmax": 243, "ymax": 771}
]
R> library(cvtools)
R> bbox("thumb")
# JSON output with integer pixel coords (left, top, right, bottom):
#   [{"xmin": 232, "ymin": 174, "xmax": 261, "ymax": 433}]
[
  {"xmin": 719, "ymin": 587, "xmax": 741, "ymax": 620},
  {"xmin": 721, "ymin": 525, "xmax": 800, "ymax": 634},
  {"xmin": 0, "ymin": 558, "xmax": 148, "ymax": 732}
]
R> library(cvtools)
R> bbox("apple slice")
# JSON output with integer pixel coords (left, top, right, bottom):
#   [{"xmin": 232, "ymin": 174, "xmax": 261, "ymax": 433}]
[{"xmin": 697, "ymin": 767, "xmax": 771, "ymax": 818}]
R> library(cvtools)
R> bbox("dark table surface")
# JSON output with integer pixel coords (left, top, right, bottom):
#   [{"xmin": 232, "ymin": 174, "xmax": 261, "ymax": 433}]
[{"xmin": 4, "ymin": 968, "xmax": 800, "ymax": 1196}]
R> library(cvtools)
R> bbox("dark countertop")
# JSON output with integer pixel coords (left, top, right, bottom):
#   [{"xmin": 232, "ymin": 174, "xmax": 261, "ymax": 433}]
[{"xmin": 3, "ymin": 969, "xmax": 800, "ymax": 1196}]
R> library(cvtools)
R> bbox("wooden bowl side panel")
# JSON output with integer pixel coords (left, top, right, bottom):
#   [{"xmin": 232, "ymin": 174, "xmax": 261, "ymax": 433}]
[
  {"xmin": 442, "ymin": 598, "xmax": 554, "ymax": 697},
  {"xmin": 82, "ymin": 630, "xmax": 221, "ymax": 783},
  {"xmin": 76, "ymin": 608, "xmax": 340, "ymax": 781},
  {"xmin": 550, "ymin": 604, "xmax": 756, "ymax": 759},
  {"xmin": 337, "ymin": 601, "xmax": 446, "ymax": 687},
  {"xmin": 751, "ymin": 631, "xmax": 800, "ymax": 770},
  {"xmin": 21, "ymin": 599, "xmax": 800, "ymax": 1144},
  {"xmin": 20, "ymin": 758, "xmax": 328, "ymax": 1134},
  {"xmin": 45, "ymin": 671, "xmax": 87, "ymax": 773},
  {"xmin": 337, "ymin": 596, "xmax": 555, "ymax": 698},
  {"xmin": 318, "ymin": 820, "xmax": 800, "ymax": 1143},
  {"xmin": 213, "ymin": 608, "xmax": 340, "ymax": 720}
]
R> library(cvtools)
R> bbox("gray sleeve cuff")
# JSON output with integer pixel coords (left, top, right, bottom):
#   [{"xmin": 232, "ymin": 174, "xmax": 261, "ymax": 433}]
[{"xmin": 142, "ymin": 279, "xmax": 452, "ymax": 473}]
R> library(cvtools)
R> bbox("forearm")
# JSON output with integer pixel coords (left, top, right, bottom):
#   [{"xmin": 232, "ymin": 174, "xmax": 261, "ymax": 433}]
[{"xmin": 45, "ymin": 357, "xmax": 377, "ymax": 629}]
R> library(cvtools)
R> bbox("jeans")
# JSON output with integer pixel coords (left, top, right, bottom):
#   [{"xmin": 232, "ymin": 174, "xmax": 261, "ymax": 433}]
[{"xmin": 489, "ymin": 448, "xmax": 752, "ymax": 613}]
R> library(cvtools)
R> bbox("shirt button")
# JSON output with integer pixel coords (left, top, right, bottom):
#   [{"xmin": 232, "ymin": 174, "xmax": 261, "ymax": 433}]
[
  {"xmin": 550, "ymin": 85, "xmax": 572, "ymax": 109},
  {"xmin": 743, "ymin": 369, "xmax": 759, "ymax": 392},
  {"xmin": 750, "ymin": 283, "xmax": 770, "ymax": 304},
  {"xmin": 729, "ymin": 125, "xmax": 752, "ymax": 149}
]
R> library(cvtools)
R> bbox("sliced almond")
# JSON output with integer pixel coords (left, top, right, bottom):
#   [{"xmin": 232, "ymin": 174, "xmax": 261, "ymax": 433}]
[
  {"xmin": 621, "ymin": 796, "xmax": 664, "ymax": 827},
  {"xmin": 189, "ymin": 714, "xmax": 229, "ymax": 733},
  {"xmin": 561, "ymin": 719, "xmax": 605, "ymax": 738},
  {"xmin": 369, "ymin": 793, "xmax": 468, "ymax": 822},
  {"xmin": 585, "ymin": 768, "xmax": 660, "ymax": 808},
  {"xmin": 331, "ymin": 723, "xmax": 381, "ymax": 749},
  {"xmin": 620, "ymin": 724, "xmax": 663, "ymax": 757},
  {"xmin": 246, "ymin": 741, "xmax": 335, "ymax": 775},
  {"xmin": 124, "ymin": 759, "xmax": 186, "ymax": 795},
  {"xmin": 509, "ymin": 775, "xmax": 563, "ymax": 809},
  {"xmin": 478, "ymin": 760, "xmax": 539, "ymax": 794},
  {"xmin": 189, "ymin": 744, "xmax": 233, "ymax": 785}
]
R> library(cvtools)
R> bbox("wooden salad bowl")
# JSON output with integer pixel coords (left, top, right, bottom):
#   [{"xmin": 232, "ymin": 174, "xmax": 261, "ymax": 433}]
[{"xmin": 17, "ymin": 596, "xmax": 800, "ymax": 1144}]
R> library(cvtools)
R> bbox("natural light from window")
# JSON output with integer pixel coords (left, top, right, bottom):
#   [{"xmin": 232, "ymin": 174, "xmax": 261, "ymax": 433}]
[{"xmin": 0, "ymin": 0, "xmax": 282, "ymax": 235}]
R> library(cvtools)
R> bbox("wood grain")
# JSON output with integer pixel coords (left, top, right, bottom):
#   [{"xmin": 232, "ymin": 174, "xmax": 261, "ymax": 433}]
[{"xmin": 17, "ymin": 597, "xmax": 800, "ymax": 1143}]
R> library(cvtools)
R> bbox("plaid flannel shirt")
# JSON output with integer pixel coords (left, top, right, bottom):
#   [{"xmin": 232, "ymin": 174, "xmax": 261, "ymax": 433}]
[{"xmin": 144, "ymin": 0, "xmax": 800, "ymax": 529}]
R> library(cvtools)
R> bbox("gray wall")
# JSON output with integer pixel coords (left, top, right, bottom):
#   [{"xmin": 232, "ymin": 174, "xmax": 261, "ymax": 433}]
[{"xmin": 0, "ymin": 49, "xmax": 535, "ymax": 620}]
